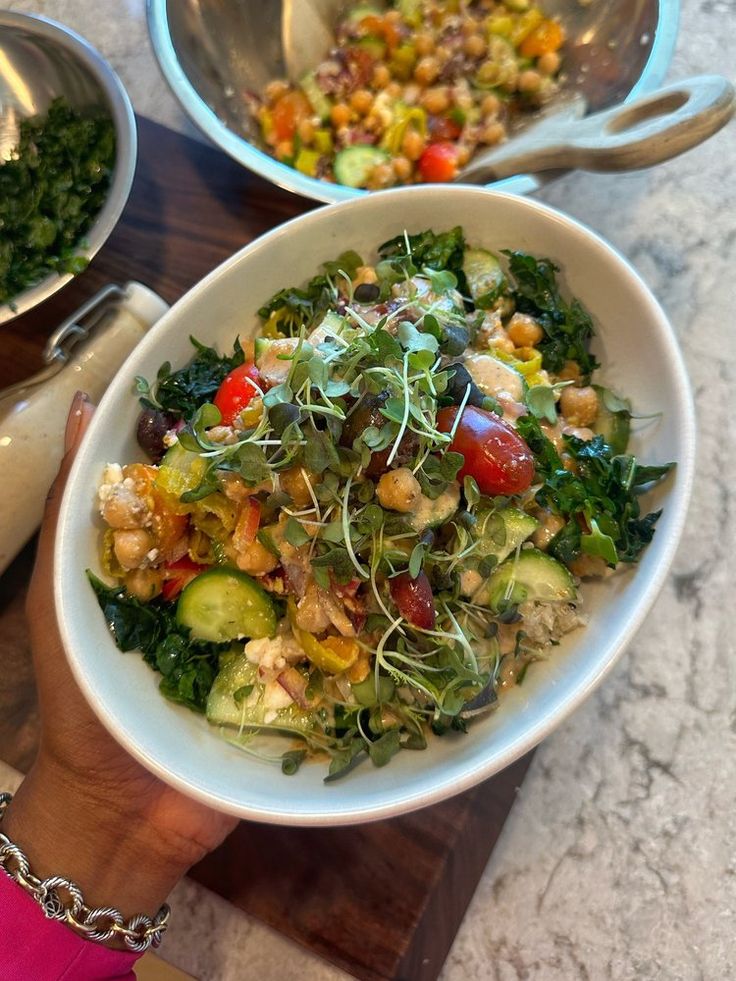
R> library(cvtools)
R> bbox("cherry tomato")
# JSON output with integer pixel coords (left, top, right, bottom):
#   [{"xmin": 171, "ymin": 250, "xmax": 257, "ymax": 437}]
[
  {"xmin": 437, "ymin": 405, "xmax": 535, "ymax": 496},
  {"xmin": 214, "ymin": 362, "xmax": 262, "ymax": 426},
  {"xmin": 418, "ymin": 142, "xmax": 459, "ymax": 183},
  {"xmin": 428, "ymin": 115, "xmax": 463, "ymax": 143},
  {"xmin": 271, "ymin": 91, "xmax": 312, "ymax": 142},
  {"xmin": 389, "ymin": 570, "xmax": 436, "ymax": 630},
  {"xmin": 161, "ymin": 556, "xmax": 209, "ymax": 602}
]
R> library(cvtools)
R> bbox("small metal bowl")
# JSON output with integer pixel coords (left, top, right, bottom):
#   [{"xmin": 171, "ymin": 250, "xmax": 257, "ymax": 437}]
[
  {"xmin": 0, "ymin": 12, "xmax": 137, "ymax": 326},
  {"xmin": 147, "ymin": 0, "xmax": 678, "ymax": 204}
]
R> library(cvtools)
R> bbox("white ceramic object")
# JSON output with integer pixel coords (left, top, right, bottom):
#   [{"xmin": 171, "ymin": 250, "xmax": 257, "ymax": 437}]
[{"xmin": 55, "ymin": 188, "xmax": 695, "ymax": 826}]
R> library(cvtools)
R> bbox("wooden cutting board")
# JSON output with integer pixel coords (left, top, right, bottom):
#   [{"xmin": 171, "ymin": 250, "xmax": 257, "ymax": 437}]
[{"xmin": 0, "ymin": 116, "xmax": 533, "ymax": 981}]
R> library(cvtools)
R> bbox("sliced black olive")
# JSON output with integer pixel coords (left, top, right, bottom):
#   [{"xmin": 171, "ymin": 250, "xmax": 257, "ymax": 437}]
[
  {"xmin": 269, "ymin": 402, "xmax": 301, "ymax": 435},
  {"xmin": 440, "ymin": 324, "xmax": 469, "ymax": 357},
  {"xmin": 354, "ymin": 282, "xmax": 381, "ymax": 303},
  {"xmin": 341, "ymin": 390, "xmax": 418, "ymax": 474},
  {"xmin": 136, "ymin": 408, "xmax": 177, "ymax": 462},
  {"xmin": 446, "ymin": 364, "xmax": 486, "ymax": 408}
]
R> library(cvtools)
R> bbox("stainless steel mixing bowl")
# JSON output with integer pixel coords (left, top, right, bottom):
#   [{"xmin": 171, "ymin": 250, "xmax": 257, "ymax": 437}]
[
  {"xmin": 0, "ymin": 12, "xmax": 137, "ymax": 325},
  {"xmin": 147, "ymin": 0, "xmax": 679, "ymax": 203}
]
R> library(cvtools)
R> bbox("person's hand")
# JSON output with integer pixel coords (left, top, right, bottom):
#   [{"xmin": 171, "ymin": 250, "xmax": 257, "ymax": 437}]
[{"xmin": 3, "ymin": 392, "xmax": 238, "ymax": 916}]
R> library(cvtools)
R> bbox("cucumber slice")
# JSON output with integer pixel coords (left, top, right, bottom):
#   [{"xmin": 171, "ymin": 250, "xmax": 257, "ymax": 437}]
[
  {"xmin": 592, "ymin": 385, "xmax": 631, "ymax": 455},
  {"xmin": 474, "ymin": 507, "xmax": 539, "ymax": 564},
  {"xmin": 334, "ymin": 146, "xmax": 390, "ymax": 189},
  {"xmin": 463, "ymin": 248, "xmax": 506, "ymax": 309},
  {"xmin": 308, "ymin": 310, "xmax": 351, "ymax": 349},
  {"xmin": 160, "ymin": 441, "xmax": 198, "ymax": 472},
  {"xmin": 409, "ymin": 483, "xmax": 461, "ymax": 533},
  {"xmin": 475, "ymin": 548, "xmax": 576, "ymax": 610},
  {"xmin": 207, "ymin": 656, "xmax": 313, "ymax": 733},
  {"xmin": 177, "ymin": 567, "xmax": 277, "ymax": 642},
  {"xmin": 299, "ymin": 71, "xmax": 332, "ymax": 123}
]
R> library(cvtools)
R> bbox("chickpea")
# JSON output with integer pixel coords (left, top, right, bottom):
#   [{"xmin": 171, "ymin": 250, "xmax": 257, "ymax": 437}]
[
  {"xmin": 557, "ymin": 360, "xmax": 582, "ymax": 383},
  {"xmin": 279, "ymin": 466, "xmax": 317, "ymax": 506},
  {"xmin": 414, "ymin": 55, "xmax": 440, "ymax": 86},
  {"xmin": 479, "ymin": 121, "xmax": 506, "ymax": 145},
  {"xmin": 385, "ymin": 81, "xmax": 402, "ymax": 99},
  {"xmin": 402, "ymin": 82, "xmax": 421, "ymax": 106},
  {"xmin": 531, "ymin": 511, "xmax": 566, "ymax": 550},
  {"xmin": 559, "ymin": 386, "xmax": 599, "ymax": 427},
  {"xmin": 518, "ymin": 69, "xmax": 542, "ymax": 94},
  {"xmin": 330, "ymin": 103, "xmax": 351, "ymax": 128},
  {"xmin": 463, "ymin": 34, "xmax": 487, "ymax": 58},
  {"xmin": 455, "ymin": 144, "xmax": 471, "ymax": 166},
  {"xmin": 414, "ymin": 33, "xmax": 435, "ymax": 56},
  {"xmin": 421, "ymin": 86, "xmax": 450, "ymax": 114},
  {"xmin": 275, "ymin": 139, "xmax": 293, "ymax": 160},
  {"xmin": 376, "ymin": 468, "xmax": 422, "ymax": 513},
  {"xmin": 477, "ymin": 60, "xmax": 500, "ymax": 86},
  {"xmin": 481, "ymin": 93, "xmax": 501, "ymax": 117},
  {"xmin": 264, "ymin": 79, "xmax": 289, "ymax": 104},
  {"xmin": 101, "ymin": 485, "xmax": 147, "ymax": 530},
  {"xmin": 372, "ymin": 63, "xmax": 391, "ymax": 88},
  {"xmin": 367, "ymin": 162, "xmax": 395, "ymax": 189},
  {"xmin": 113, "ymin": 529, "xmax": 154, "ymax": 571},
  {"xmin": 350, "ymin": 89, "xmax": 373, "ymax": 115},
  {"xmin": 507, "ymin": 313, "xmax": 543, "ymax": 347},
  {"xmin": 392, "ymin": 154, "xmax": 412, "ymax": 181},
  {"xmin": 537, "ymin": 51, "xmax": 561, "ymax": 75},
  {"xmin": 401, "ymin": 128, "xmax": 426, "ymax": 161},
  {"xmin": 125, "ymin": 568, "xmax": 163, "ymax": 602},
  {"xmin": 461, "ymin": 16, "xmax": 480, "ymax": 35},
  {"xmin": 489, "ymin": 334, "xmax": 515, "ymax": 355},
  {"xmin": 297, "ymin": 119, "xmax": 315, "ymax": 144},
  {"xmin": 235, "ymin": 538, "xmax": 279, "ymax": 576},
  {"xmin": 434, "ymin": 44, "xmax": 452, "ymax": 66},
  {"xmin": 453, "ymin": 87, "xmax": 474, "ymax": 111},
  {"xmin": 569, "ymin": 554, "xmax": 609, "ymax": 579}
]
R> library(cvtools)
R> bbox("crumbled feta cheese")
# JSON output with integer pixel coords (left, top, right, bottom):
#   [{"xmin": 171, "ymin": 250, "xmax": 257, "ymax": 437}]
[
  {"xmin": 244, "ymin": 634, "xmax": 304, "ymax": 671},
  {"xmin": 102, "ymin": 463, "xmax": 123, "ymax": 485}
]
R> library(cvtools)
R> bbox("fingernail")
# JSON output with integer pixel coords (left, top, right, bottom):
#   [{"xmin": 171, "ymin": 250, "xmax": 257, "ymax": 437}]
[{"xmin": 64, "ymin": 391, "xmax": 89, "ymax": 454}]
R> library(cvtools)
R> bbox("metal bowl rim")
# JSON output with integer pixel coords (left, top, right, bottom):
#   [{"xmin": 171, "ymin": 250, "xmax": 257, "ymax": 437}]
[
  {"xmin": 0, "ymin": 11, "xmax": 138, "ymax": 326},
  {"xmin": 146, "ymin": 0, "xmax": 679, "ymax": 205}
]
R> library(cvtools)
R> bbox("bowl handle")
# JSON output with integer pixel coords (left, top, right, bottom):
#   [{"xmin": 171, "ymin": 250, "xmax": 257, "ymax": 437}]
[{"xmin": 463, "ymin": 75, "xmax": 735, "ymax": 183}]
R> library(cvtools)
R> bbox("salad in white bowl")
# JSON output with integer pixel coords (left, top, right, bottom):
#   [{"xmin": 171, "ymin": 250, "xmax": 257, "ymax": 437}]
[
  {"xmin": 55, "ymin": 187, "xmax": 693, "ymax": 824},
  {"xmin": 88, "ymin": 225, "xmax": 673, "ymax": 781}
]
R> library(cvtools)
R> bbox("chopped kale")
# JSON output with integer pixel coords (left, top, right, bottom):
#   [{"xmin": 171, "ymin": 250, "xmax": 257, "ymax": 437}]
[
  {"xmin": 87, "ymin": 572, "xmax": 228, "ymax": 712},
  {"xmin": 0, "ymin": 98, "xmax": 115, "ymax": 304},
  {"xmin": 136, "ymin": 337, "xmax": 245, "ymax": 419},
  {"xmin": 515, "ymin": 417, "xmax": 674, "ymax": 565},
  {"xmin": 503, "ymin": 251, "xmax": 599, "ymax": 378}
]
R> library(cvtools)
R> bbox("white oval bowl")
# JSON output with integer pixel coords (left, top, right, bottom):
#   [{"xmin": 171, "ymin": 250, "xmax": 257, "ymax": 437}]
[{"xmin": 55, "ymin": 187, "xmax": 695, "ymax": 826}]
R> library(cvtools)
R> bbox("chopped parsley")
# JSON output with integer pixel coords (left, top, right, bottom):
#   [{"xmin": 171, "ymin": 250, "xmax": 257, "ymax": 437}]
[{"xmin": 0, "ymin": 98, "xmax": 115, "ymax": 305}]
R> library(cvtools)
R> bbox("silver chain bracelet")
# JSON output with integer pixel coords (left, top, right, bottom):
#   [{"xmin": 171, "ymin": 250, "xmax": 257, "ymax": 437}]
[{"xmin": 0, "ymin": 792, "xmax": 170, "ymax": 952}]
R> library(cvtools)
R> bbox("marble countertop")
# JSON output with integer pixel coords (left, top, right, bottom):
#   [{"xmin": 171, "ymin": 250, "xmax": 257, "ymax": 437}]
[{"xmin": 5, "ymin": 1, "xmax": 736, "ymax": 978}]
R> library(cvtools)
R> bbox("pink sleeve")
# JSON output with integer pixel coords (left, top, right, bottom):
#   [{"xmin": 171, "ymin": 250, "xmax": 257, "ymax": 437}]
[{"xmin": 0, "ymin": 871, "xmax": 144, "ymax": 980}]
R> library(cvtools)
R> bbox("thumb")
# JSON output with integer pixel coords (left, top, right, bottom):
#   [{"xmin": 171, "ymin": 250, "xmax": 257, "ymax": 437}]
[{"xmin": 37, "ymin": 391, "xmax": 96, "ymax": 562}]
